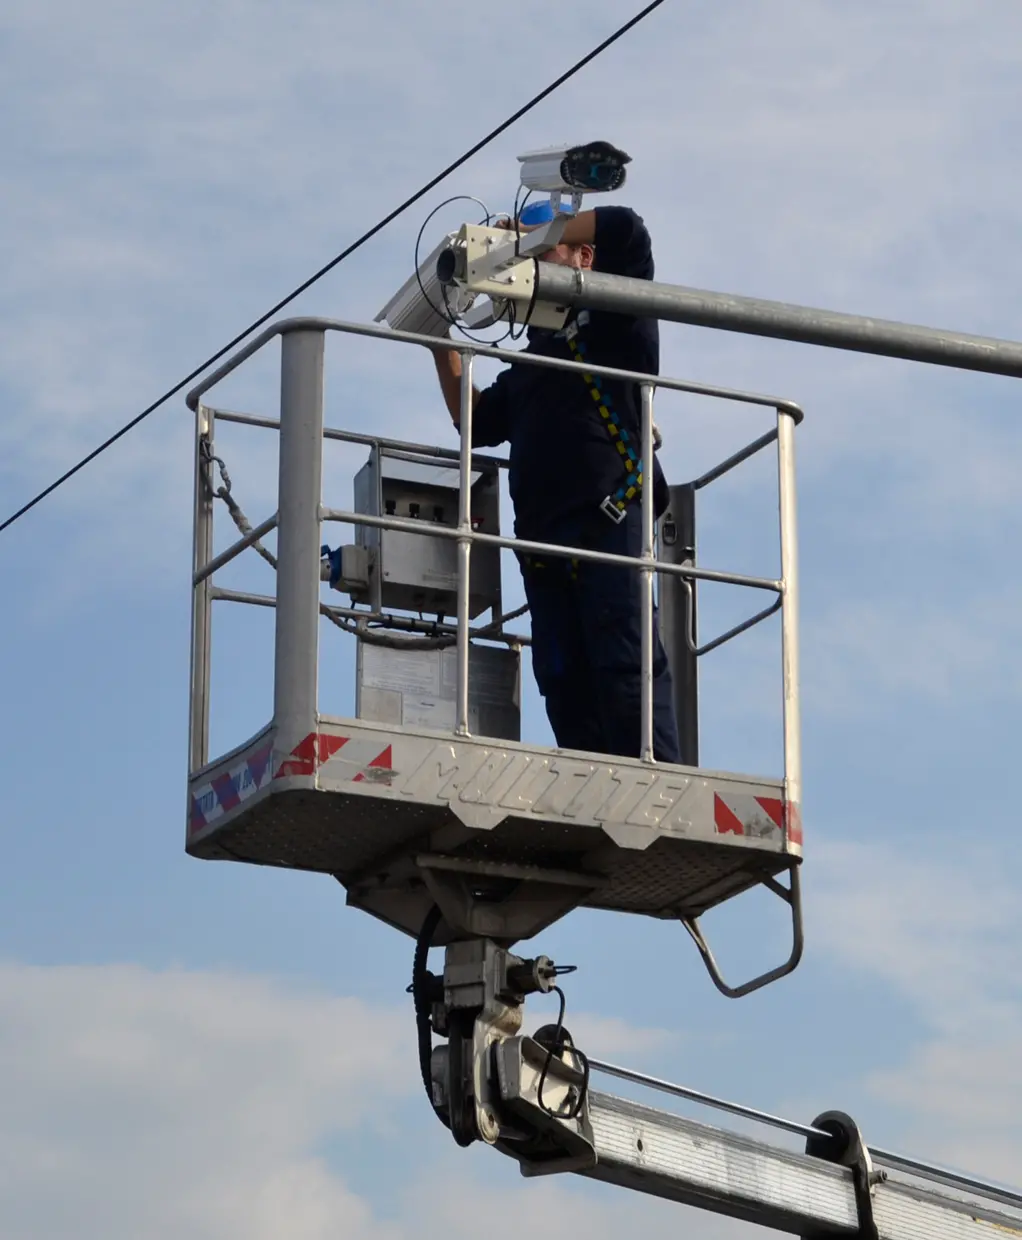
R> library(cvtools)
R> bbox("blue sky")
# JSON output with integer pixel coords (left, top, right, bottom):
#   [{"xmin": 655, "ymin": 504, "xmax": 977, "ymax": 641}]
[{"xmin": 3, "ymin": 1, "xmax": 1022, "ymax": 1235}]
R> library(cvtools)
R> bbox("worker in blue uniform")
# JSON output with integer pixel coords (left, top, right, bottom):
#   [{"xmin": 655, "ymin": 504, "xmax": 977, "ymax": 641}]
[{"xmin": 430, "ymin": 203, "xmax": 681, "ymax": 763}]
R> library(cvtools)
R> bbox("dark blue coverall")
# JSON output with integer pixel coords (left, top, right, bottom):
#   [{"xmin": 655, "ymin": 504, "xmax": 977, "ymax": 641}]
[{"xmin": 470, "ymin": 206, "xmax": 681, "ymax": 763}]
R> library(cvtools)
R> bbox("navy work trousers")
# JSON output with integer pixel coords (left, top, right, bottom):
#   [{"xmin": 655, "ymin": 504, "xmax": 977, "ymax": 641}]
[{"xmin": 518, "ymin": 505, "xmax": 681, "ymax": 763}]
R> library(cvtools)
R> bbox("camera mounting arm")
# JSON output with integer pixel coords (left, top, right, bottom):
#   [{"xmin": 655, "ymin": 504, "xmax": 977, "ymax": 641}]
[
  {"xmin": 435, "ymin": 218, "xmax": 575, "ymax": 331},
  {"xmin": 420, "ymin": 936, "xmax": 597, "ymax": 1175}
]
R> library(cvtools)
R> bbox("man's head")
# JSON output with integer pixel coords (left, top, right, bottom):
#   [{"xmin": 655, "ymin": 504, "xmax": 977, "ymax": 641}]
[{"xmin": 536, "ymin": 240, "xmax": 595, "ymax": 270}]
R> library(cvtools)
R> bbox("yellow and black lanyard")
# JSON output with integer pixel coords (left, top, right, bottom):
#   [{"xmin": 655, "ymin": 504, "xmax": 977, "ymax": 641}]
[
  {"xmin": 564, "ymin": 316, "xmax": 643, "ymax": 524},
  {"xmin": 523, "ymin": 316, "xmax": 645, "ymax": 577}
]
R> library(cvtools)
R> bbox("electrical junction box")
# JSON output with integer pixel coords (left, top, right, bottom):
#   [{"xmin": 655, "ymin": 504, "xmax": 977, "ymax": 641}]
[
  {"xmin": 352, "ymin": 452, "xmax": 502, "ymax": 619},
  {"xmin": 356, "ymin": 640, "xmax": 521, "ymax": 741}
]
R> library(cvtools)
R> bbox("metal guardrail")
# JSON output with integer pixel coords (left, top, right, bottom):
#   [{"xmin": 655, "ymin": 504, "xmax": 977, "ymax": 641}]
[{"xmin": 185, "ymin": 316, "xmax": 802, "ymax": 812}]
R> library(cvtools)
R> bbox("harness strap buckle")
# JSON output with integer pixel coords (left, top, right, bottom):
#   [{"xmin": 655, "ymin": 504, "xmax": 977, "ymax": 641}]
[{"xmin": 599, "ymin": 496, "xmax": 628, "ymax": 524}]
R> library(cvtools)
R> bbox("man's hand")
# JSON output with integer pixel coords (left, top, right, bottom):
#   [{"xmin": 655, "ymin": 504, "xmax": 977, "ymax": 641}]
[
  {"xmin": 493, "ymin": 215, "xmax": 539, "ymax": 234},
  {"xmin": 494, "ymin": 209, "xmax": 597, "ymax": 247}
]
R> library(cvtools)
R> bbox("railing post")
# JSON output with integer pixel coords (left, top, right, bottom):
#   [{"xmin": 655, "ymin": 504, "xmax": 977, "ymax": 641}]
[
  {"xmin": 456, "ymin": 349, "xmax": 474, "ymax": 736},
  {"xmin": 640, "ymin": 383, "xmax": 656, "ymax": 763},
  {"xmin": 188, "ymin": 402, "xmax": 214, "ymax": 773},
  {"xmin": 657, "ymin": 484, "xmax": 699, "ymax": 766},
  {"xmin": 369, "ymin": 442, "xmax": 384, "ymax": 614},
  {"xmin": 776, "ymin": 408, "xmax": 802, "ymax": 836},
  {"xmin": 274, "ymin": 329, "xmax": 326, "ymax": 753}
]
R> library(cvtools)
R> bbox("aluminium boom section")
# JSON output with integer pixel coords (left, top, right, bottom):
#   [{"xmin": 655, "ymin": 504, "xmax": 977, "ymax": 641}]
[{"xmin": 580, "ymin": 1091, "xmax": 1022, "ymax": 1239}]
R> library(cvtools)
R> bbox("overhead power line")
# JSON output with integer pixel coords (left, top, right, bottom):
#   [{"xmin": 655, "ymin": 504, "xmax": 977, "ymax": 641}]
[{"xmin": 0, "ymin": 0, "xmax": 668, "ymax": 536}]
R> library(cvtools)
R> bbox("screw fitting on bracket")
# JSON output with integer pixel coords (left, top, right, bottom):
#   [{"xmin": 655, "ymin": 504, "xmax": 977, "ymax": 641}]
[{"xmin": 507, "ymin": 954, "xmax": 558, "ymax": 998}]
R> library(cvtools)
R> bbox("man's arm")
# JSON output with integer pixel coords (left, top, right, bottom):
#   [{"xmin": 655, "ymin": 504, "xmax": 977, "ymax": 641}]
[
  {"xmin": 430, "ymin": 209, "xmax": 603, "ymax": 427},
  {"xmin": 498, "ymin": 209, "xmax": 598, "ymax": 246},
  {"xmin": 502, "ymin": 206, "xmax": 651, "ymax": 277},
  {"xmin": 430, "ymin": 343, "xmax": 482, "ymax": 428},
  {"xmin": 429, "ymin": 339, "xmax": 511, "ymax": 448},
  {"xmin": 546, "ymin": 208, "xmax": 598, "ymax": 246}
]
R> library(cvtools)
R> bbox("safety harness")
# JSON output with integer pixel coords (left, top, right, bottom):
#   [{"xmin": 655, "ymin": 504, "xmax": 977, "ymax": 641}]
[
  {"xmin": 564, "ymin": 319, "xmax": 643, "ymax": 524},
  {"xmin": 520, "ymin": 314, "xmax": 648, "ymax": 577}
]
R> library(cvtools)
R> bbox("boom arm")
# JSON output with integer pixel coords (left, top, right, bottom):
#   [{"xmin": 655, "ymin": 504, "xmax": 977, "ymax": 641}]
[
  {"xmin": 580, "ymin": 1091, "xmax": 1022, "ymax": 1238},
  {"xmin": 421, "ymin": 934, "xmax": 1022, "ymax": 1240}
]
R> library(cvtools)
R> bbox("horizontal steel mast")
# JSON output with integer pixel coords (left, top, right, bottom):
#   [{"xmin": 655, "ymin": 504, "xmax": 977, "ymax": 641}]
[{"xmin": 531, "ymin": 263, "xmax": 1022, "ymax": 378}]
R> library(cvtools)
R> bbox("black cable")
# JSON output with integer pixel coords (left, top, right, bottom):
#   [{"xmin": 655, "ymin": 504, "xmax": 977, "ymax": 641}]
[
  {"xmin": 413, "ymin": 195, "xmax": 517, "ymax": 348},
  {"xmin": 513, "ymin": 184, "xmax": 534, "ymax": 247},
  {"xmin": 534, "ymin": 984, "xmax": 591, "ymax": 1121},
  {"xmin": 508, "ymin": 257, "xmax": 541, "ymax": 342},
  {"xmin": 439, "ymin": 279, "xmax": 504, "ymax": 347},
  {"xmin": 507, "ymin": 186, "xmax": 538, "ymax": 342},
  {"xmin": 0, "ymin": 0, "xmax": 668, "ymax": 535},
  {"xmin": 413, "ymin": 193, "xmax": 505, "ymax": 341},
  {"xmin": 412, "ymin": 903, "xmax": 450, "ymax": 1128}
]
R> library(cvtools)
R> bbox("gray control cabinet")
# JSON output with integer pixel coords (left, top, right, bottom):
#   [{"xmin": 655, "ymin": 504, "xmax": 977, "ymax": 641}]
[{"xmin": 353, "ymin": 452, "xmax": 502, "ymax": 618}]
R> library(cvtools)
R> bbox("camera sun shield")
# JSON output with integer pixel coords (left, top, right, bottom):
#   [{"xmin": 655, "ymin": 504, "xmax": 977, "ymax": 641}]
[{"xmin": 517, "ymin": 141, "xmax": 631, "ymax": 195}]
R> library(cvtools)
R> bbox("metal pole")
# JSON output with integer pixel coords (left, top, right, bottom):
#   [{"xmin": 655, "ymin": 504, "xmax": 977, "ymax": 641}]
[
  {"xmin": 532, "ymin": 265, "xmax": 1022, "ymax": 379},
  {"xmin": 456, "ymin": 350, "xmax": 474, "ymax": 736},
  {"xmin": 656, "ymin": 484, "xmax": 698, "ymax": 766},
  {"xmin": 273, "ymin": 329, "xmax": 325, "ymax": 754},
  {"xmin": 370, "ymin": 443, "xmax": 384, "ymax": 613},
  {"xmin": 188, "ymin": 404, "xmax": 214, "ymax": 773},
  {"xmin": 640, "ymin": 384, "xmax": 655, "ymax": 763},
  {"xmin": 776, "ymin": 409, "xmax": 802, "ymax": 843},
  {"xmin": 590, "ymin": 1059, "xmax": 822, "ymax": 1140}
]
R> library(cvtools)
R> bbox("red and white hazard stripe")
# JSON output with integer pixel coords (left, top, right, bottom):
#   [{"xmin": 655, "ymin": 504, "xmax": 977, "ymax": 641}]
[
  {"xmin": 323, "ymin": 736, "xmax": 393, "ymax": 783},
  {"xmin": 275, "ymin": 732, "xmax": 393, "ymax": 783},
  {"xmin": 713, "ymin": 791, "xmax": 800, "ymax": 846}
]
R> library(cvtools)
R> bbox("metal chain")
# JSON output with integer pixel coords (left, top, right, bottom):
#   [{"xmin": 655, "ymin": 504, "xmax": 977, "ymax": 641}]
[
  {"xmin": 200, "ymin": 439, "xmax": 357, "ymax": 637},
  {"xmin": 201, "ymin": 441, "xmax": 280, "ymax": 573},
  {"xmin": 199, "ymin": 440, "xmax": 505, "ymax": 650}
]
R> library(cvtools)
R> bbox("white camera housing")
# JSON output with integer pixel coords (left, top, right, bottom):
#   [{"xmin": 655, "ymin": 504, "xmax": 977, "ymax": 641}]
[
  {"xmin": 517, "ymin": 140, "xmax": 631, "ymax": 196},
  {"xmin": 375, "ymin": 232, "xmax": 478, "ymax": 338}
]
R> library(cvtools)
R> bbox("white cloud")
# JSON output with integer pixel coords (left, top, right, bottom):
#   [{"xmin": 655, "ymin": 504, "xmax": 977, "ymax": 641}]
[
  {"xmin": 813, "ymin": 841, "xmax": 1022, "ymax": 1185},
  {"xmin": 0, "ymin": 961, "xmax": 765, "ymax": 1239},
  {"xmin": 6, "ymin": 0, "xmax": 1022, "ymax": 576},
  {"xmin": 417, "ymin": 1164, "xmax": 762, "ymax": 1240},
  {"xmin": 814, "ymin": 841, "xmax": 1022, "ymax": 1018},
  {"xmin": 5, "ymin": 3, "xmax": 1022, "ymax": 1224},
  {"xmin": 693, "ymin": 569, "xmax": 1022, "ymax": 744},
  {"xmin": 803, "ymin": 588, "xmax": 1022, "ymax": 714},
  {"xmin": 0, "ymin": 962, "xmax": 413, "ymax": 1237}
]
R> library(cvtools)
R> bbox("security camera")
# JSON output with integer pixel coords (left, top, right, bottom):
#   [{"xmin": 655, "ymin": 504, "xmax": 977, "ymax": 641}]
[
  {"xmin": 517, "ymin": 141, "xmax": 631, "ymax": 195},
  {"xmin": 375, "ymin": 232, "xmax": 477, "ymax": 338}
]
